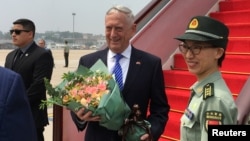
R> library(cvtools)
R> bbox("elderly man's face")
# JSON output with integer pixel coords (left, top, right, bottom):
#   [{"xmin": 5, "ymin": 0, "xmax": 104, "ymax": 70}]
[{"xmin": 38, "ymin": 40, "xmax": 45, "ymax": 48}]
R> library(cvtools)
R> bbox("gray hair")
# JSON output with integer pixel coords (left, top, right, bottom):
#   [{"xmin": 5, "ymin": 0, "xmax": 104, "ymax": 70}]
[{"xmin": 106, "ymin": 5, "xmax": 135, "ymax": 25}]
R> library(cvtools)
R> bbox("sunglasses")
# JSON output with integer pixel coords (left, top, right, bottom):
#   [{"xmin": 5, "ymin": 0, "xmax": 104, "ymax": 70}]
[{"xmin": 10, "ymin": 29, "xmax": 30, "ymax": 35}]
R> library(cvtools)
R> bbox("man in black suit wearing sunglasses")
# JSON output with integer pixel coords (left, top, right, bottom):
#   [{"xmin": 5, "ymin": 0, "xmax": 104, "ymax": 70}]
[{"xmin": 4, "ymin": 18, "xmax": 54, "ymax": 141}]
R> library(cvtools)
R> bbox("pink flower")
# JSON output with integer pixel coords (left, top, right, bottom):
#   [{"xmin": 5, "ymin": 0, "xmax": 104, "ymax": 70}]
[{"xmin": 60, "ymin": 70, "xmax": 111, "ymax": 110}]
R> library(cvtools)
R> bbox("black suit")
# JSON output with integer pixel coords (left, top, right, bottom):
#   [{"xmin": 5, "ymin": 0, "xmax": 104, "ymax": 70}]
[
  {"xmin": 71, "ymin": 47, "xmax": 170, "ymax": 141},
  {"xmin": 5, "ymin": 41, "xmax": 54, "ymax": 141}
]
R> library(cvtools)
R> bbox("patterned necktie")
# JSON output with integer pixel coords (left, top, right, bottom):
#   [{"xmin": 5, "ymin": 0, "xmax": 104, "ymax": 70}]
[{"xmin": 113, "ymin": 54, "xmax": 123, "ymax": 90}]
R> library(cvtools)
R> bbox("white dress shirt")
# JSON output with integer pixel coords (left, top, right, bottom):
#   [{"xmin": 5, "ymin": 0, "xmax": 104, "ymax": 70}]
[{"xmin": 107, "ymin": 45, "xmax": 132, "ymax": 84}]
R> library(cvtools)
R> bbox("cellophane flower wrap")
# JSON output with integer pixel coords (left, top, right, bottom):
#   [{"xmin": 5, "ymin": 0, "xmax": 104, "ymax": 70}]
[{"xmin": 41, "ymin": 59, "xmax": 131, "ymax": 130}]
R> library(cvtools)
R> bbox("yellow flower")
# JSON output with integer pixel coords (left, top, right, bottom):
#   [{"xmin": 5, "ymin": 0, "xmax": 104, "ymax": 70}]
[
  {"xmin": 80, "ymin": 98, "xmax": 88, "ymax": 107},
  {"xmin": 62, "ymin": 95, "xmax": 70, "ymax": 104}
]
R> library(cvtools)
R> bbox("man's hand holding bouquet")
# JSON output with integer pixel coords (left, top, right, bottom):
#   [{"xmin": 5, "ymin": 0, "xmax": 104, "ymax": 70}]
[{"xmin": 41, "ymin": 59, "xmax": 131, "ymax": 130}]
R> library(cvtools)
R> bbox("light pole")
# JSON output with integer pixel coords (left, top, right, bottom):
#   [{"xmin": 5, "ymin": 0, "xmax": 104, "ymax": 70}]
[{"xmin": 72, "ymin": 13, "xmax": 76, "ymax": 46}]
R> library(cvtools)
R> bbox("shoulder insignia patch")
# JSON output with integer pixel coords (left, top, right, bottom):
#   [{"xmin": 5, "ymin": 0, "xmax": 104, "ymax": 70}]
[
  {"xmin": 184, "ymin": 108, "xmax": 194, "ymax": 120},
  {"xmin": 203, "ymin": 83, "xmax": 214, "ymax": 100},
  {"xmin": 204, "ymin": 111, "xmax": 223, "ymax": 131}
]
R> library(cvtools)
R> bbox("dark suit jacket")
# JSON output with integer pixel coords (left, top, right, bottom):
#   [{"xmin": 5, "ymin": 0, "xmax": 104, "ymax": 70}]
[
  {"xmin": 0, "ymin": 66, "xmax": 37, "ymax": 141},
  {"xmin": 4, "ymin": 42, "xmax": 54, "ymax": 128},
  {"xmin": 71, "ymin": 47, "xmax": 170, "ymax": 141}
]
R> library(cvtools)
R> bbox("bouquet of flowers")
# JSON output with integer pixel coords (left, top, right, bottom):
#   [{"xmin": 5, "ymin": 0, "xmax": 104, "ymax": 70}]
[{"xmin": 41, "ymin": 59, "xmax": 131, "ymax": 130}]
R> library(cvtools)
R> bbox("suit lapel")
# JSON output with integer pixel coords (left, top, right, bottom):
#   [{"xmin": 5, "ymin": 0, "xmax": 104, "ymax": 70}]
[
  {"xmin": 11, "ymin": 42, "xmax": 36, "ymax": 70},
  {"xmin": 10, "ymin": 49, "xmax": 19, "ymax": 69},
  {"xmin": 123, "ymin": 47, "xmax": 142, "ymax": 91},
  {"xmin": 99, "ymin": 48, "xmax": 108, "ymax": 66},
  {"xmin": 12, "ymin": 52, "xmax": 26, "ymax": 71}
]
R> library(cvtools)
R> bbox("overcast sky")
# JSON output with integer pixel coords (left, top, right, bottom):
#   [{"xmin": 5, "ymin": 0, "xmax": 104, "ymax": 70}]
[{"xmin": 1, "ymin": 0, "xmax": 151, "ymax": 35}]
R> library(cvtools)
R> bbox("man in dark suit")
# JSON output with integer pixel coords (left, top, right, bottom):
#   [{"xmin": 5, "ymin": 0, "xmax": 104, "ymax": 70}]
[
  {"xmin": 38, "ymin": 38, "xmax": 55, "ymax": 67},
  {"xmin": 4, "ymin": 18, "xmax": 54, "ymax": 141},
  {"xmin": 70, "ymin": 5, "xmax": 170, "ymax": 141},
  {"xmin": 38, "ymin": 38, "xmax": 53, "ymax": 56},
  {"xmin": 0, "ymin": 66, "xmax": 37, "ymax": 141}
]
